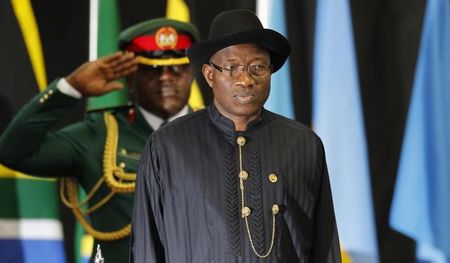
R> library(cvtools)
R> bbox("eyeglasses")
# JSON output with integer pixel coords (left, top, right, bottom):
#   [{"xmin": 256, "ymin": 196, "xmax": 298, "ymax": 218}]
[
  {"xmin": 209, "ymin": 62, "xmax": 272, "ymax": 78},
  {"xmin": 139, "ymin": 64, "xmax": 190, "ymax": 76}
]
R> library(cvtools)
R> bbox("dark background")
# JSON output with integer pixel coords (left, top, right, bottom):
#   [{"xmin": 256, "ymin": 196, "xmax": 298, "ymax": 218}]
[{"xmin": 0, "ymin": 0, "xmax": 425, "ymax": 262}]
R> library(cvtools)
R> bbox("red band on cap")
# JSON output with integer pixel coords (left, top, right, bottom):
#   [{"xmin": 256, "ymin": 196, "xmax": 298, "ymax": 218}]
[{"xmin": 126, "ymin": 34, "xmax": 192, "ymax": 52}]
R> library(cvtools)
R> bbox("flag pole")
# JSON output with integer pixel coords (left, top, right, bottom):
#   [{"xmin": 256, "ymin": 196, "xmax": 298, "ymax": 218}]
[{"xmin": 89, "ymin": 0, "xmax": 99, "ymax": 61}]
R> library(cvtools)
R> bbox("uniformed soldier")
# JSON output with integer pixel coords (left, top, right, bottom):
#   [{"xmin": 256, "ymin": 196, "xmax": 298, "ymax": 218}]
[{"xmin": 0, "ymin": 18, "xmax": 200, "ymax": 263}]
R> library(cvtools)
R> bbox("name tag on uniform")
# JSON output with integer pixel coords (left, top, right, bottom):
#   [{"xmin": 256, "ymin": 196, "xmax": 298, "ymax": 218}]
[{"xmin": 118, "ymin": 148, "xmax": 141, "ymax": 161}]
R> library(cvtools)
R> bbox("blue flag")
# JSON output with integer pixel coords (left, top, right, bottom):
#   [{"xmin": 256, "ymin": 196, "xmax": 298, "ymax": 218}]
[
  {"xmin": 257, "ymin": 0, "xmax": 294, "ymax": 119},
  {"xmin": 312, "ymin": 0, "xmax": 379, "ymax": 262},
  {"xmin": 389, "ymin": 0, "xmax": 450, "ymax": 262}
]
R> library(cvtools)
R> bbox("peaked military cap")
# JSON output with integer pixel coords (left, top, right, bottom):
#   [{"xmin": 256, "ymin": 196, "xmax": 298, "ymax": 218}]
[{"xmin": 119, "ymin": 18, "xmax": 200, "ymax": 66}]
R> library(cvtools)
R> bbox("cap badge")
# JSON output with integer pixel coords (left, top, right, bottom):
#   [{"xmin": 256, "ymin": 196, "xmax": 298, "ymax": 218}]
[{"xmin": 155, "ymin": 26, "xmax": 178, "ymax": 49}]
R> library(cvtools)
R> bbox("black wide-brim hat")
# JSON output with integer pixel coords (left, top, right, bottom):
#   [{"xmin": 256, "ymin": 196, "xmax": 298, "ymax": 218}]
[{"xmin": 187, "ymin": 9, "xmax": 291, "ymax": 73}]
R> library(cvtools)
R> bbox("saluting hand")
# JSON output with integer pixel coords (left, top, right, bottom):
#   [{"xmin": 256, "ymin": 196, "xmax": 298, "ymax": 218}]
[{"xmin": 66, "ymin": 52, "xmax": 139, "ymax": 96}]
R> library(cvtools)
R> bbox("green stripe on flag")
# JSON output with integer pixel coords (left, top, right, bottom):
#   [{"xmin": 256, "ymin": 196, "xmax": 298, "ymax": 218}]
[
  {"xmin": 0, "ymin": 178, "xmax": 59, "ymax": 219},
  {"xmin": 87, "ymin": 0, "xmax": 128, "ymax": 111}
]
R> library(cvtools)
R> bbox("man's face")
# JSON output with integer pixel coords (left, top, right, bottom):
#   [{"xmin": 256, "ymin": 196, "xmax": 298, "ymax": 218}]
[
  {"xmin": 127, "ymin": 63, "xmax": 193, "ymax": 119},
  {"xmin": 202, "ymin": 44, "xmax": 271, "ymax": 123}
]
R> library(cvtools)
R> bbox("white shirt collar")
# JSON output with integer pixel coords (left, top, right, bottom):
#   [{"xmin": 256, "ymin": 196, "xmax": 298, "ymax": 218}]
[{"xmin": 138, "ymin": 105, "xmax": 189, "ymax": 131}]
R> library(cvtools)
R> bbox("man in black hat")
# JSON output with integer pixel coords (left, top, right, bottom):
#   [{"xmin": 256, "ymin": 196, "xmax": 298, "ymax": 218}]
[
  {"xmin": 0, "ymin": 18, "xmax": 199, "ymax": 263},
  {"xmin": 131, "ymin": 9, "xmax": 341, "ymax": 263}
]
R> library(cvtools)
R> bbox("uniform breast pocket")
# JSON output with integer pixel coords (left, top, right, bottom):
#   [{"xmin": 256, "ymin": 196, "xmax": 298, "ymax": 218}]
[{"xmin": 116, "ymin": 148, "xmax": 141, "ymax": 173}]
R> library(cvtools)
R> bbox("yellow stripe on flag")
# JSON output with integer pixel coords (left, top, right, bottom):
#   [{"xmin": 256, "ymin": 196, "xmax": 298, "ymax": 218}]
[
  {"xmin": 0, "ymin": 165, "xmax": 55, "ymax": 181},
  {"xmin": 341, "ymin": 247, "xmax": 353, "ymax": 263},
  {"xmin": 7, "ymin": 1, "xmax": 54, "ymax": 182},
  {"xmin": 11, "ymin": 0, "xmax": 47, "ymax": 91},
  {"xmin": 166, "ymin": 0, "xmax": 190, "ymax": 22},
  {"xmin": 166, "ymin": 0, "xmax": 205, "ymax": 111},
  {"xmin": 81, "ymin": 234, "xmax": 94, "ymax": 258},
  {"xmin": 188, "ymin": 81, "xmax": 205, "ymax": 111}
]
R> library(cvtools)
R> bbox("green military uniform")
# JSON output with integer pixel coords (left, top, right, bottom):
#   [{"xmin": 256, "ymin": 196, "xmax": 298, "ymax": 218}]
[
  {"xmin": 0, "ymin": 17, "xmax": 199, "ymax": 263},
  {"xmin": 0, "ymin": 80, "xmax": 151, "ymax": 262}
]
